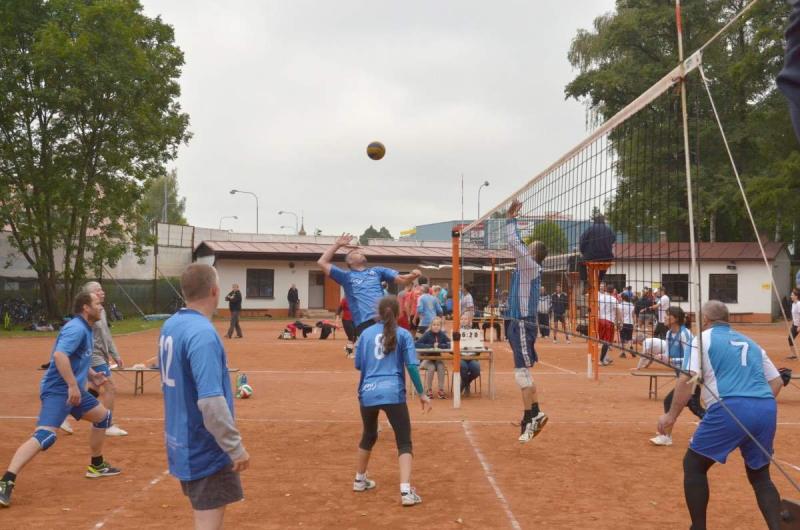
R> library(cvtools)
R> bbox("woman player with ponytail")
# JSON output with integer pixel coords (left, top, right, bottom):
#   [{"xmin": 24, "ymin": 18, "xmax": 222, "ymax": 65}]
[{"xmin": 352, "ymin": 295, "xmax": 432, "ymax": 506}]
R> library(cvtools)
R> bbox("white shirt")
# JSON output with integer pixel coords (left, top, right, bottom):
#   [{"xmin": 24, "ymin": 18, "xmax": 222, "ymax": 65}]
[
  {"xmin": 636, "ymin": 338, "xmax": 669, "ymax": 369},
  {"xmin": 657, "ymin": 294, "xmax": 670, "ymax": 323},
  {"xmin": 598, "ymin": 292, "xmax": 618, "ymax": 322},
  {"xmin": 619, "ymin": 301, "xmax": 635, "ymax": 325},
  {"xmin": 792, "ymin": 301, "xmax": 800, "ymax": 327}
]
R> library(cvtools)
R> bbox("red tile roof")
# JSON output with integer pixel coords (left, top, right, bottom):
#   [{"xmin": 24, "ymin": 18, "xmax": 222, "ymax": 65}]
[{"xmin": 612, "ymin": 242, "xmax": 786, "ymax": 261}]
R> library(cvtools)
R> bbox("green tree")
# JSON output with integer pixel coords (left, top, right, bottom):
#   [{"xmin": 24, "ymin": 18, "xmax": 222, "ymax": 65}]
[
  {"xmin": 0, "ymin": 1, "xmax": 190, "ymax": 317},
  {"xmin": 359, "ymin": 225, "xmax": 393, "ymax": 245},
  {"xmin": 524, "ymin": 221, "xmax": 568, "ymax": 255},
  {"xmin": 140, "ymin": 169, "xmax": 188, "ymax": 227},
  {"xmin": 566, "ymin": 1, "xmax": 793, "ymax": 243}
]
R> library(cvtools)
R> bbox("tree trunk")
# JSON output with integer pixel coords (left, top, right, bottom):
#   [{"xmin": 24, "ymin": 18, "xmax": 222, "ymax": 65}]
[
  {"xmin": 38, "ymin": 274, "xmax": 60, "ymax": 319},
  {"xmin": 709, "ymin": 213, "xmax": 716, "ymax": 243}
]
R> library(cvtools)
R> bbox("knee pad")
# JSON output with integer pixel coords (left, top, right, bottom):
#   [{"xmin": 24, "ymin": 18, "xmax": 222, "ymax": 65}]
[
  {"xmin": 93, "ymin": 410, "xmax": 112, "ymax": 429},
  {"xmin": 33, "ymin": 428, "xmax": 57, "ymax": 451},
  {"xmin": 359, "ymin": 431, "xmax": 378, "ymax": 451},
  {"xmin": 514, "ymin": 368, "xmax": 533, "ymax": 389}
]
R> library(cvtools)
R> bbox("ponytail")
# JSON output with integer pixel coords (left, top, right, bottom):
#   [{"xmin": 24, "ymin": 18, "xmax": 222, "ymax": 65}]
[{"xmin": 378, "ymin": 295, "xmax": 400, "ymax": 354}]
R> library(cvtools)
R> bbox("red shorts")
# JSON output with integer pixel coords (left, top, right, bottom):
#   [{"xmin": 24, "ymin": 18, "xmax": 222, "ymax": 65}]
[
  {"xmin": 398, "ymin": 315, "xmax": 410, "ymax": 330},
  {"xmin": 598, "ymin": 320, "xmax": 615, "ymax": 342}
]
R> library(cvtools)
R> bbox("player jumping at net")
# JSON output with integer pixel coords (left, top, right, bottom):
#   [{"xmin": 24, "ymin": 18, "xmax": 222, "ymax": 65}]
[
  {"xmin": 160, "ymin": 264, "xmax": 249, "ymax": 529},
  {"xmin": 506, "ymin": 199, "xmax": 548, "ymax": 443},
  {"xmin": 658, "ymin": 300, "xmax": 785, "ymax": 529},
  {"xmin": 318, "ymin": 234, "xmax": 422, "ymax": 339},
  {"xmin": 0, "ymin": 291, "xmax": 121, "ymax": 508},
  {"xmin": 353, "ymin": 296, "xmax": 431, "ymax": 506}
]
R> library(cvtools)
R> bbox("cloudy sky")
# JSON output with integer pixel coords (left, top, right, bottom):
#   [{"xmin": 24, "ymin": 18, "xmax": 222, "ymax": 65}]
[{"xmin": 140, "ymin": 0, "xmax": 616, "ymax": 237}]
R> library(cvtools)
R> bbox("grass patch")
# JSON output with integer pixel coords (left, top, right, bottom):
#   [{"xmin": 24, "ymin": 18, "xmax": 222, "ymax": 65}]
[{"xmin": 0, "ymin": 318, "xmax": 164, "ymax": 339}]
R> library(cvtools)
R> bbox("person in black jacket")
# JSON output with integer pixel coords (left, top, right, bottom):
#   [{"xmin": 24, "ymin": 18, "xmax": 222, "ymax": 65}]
[
  {"xmin": 287, "ymin": 284, "xmax": 300, "ymax": 318},
  {"xmin": 579, "ymin": 213, "xmax": 616, "ymax": 281},
  {"xmin": 225, "ymin": 284, "xmax": 243, "ymax": 338},
  {"xmin": 779, "ymin": 0, "xmax": 800, "ymax": 142}
]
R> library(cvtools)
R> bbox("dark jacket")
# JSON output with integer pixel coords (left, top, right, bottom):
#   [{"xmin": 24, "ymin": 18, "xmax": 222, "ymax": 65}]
[
  {"xmin": 288, "ymin": 287, "xmax": 299, "ymax": 304},
  {"xmin": 414, "ymin": 330, "xmax": 451, "ymax": 350},
  {"xmin": 226, "ymin": 290, "xmax": 242, "ymax": 311},
  {"xmin": 779, "ymin": 0, "xmax": 800, "ymax": 141},
  {"xmin": 579, "ymin": 221, "xmax": 616, "ymax": 261},
  {"xmin": 551, "ymin": 292, "xmax": 568, "ymax": 315}
]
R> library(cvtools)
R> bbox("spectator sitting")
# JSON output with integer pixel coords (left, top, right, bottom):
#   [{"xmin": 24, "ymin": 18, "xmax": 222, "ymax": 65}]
[
  {"xmin": 578, "ymin": 212, "xmax": 616, "ymax": 281},
  {"xmin": 633, "ymin": 334, "xmax": 669, "ymax": 370},
  {"xmin": 414, "ymin": 317, "xmax": 450, "ymax": 400}
]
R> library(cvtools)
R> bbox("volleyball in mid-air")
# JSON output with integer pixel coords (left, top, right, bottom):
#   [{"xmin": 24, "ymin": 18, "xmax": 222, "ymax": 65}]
[{"xmin": 367, "ymin": 141, "xmax": 386, "ymax": 160}]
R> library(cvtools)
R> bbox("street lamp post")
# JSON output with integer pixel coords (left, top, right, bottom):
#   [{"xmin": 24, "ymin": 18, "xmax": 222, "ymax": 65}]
[
  {"xmin": 278, "ymin": 210, "xmax": 299, "ymax": 234},
  {"xmin": 230, "ymin": 189, "xmax": 259, "ymax": 233},
  {"xmin": 218, "ymin": 215, "xmax": 238, "ymax": 230},
  {"xmin": 477, "ymin": 180, "xmax": 490, "ymax": 218}
]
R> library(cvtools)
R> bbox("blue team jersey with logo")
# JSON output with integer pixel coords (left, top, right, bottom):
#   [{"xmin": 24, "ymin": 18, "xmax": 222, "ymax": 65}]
[
  {"xmin": 159, "ymin": 309, "xmax": 235, "ymax": 481},
  {"xmin": 40, "ymin": 316, "xmax": 93, "ymax": 395},
  {"xmin": 666, "ymin": 326, "xmax": 693, "ymax": 360},
  {"xmin": 416, "ymin": 294, "xmax": 442, "ymax": 327},
  {"xmin": 355, "ymin": 323, "xmax": 418, "ymax": 406},
  {"xmin": 329, "ymin": 265, "xmax": 398, "ymax": 326},
  {"xmin": 683, "ymin": 323, "xmax": 779, "ymax": 407}
]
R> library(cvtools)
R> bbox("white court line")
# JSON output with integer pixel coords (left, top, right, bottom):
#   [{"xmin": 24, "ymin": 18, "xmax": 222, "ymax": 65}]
[
  {"xmin": 461, "ymin": 421, "xmax": 522, "ymax": 530},
  {"xmin": 92, "ymin": 469, "xmax": 169, "ymax": 529},
  {"xmin": 535, "ymin": 361, "xmax": 577, "ymax": 374}
]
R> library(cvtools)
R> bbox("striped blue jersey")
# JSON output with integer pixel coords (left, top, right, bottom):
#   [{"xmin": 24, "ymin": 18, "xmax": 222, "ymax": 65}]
[
  {"xmin": 506, "ymin": 219, "xmax": 541, "ymax": 319},
  {"xmin": 666, "ymin": 325, "xmax": 693, "ymax": 360},
  {"xmin": 683, "ymin": 323, "xmax": 779, "ymax": 406}
]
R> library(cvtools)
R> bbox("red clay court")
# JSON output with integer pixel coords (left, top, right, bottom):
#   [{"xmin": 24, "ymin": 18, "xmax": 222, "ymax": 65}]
[{"xmin": 1, "ymin": 320, "xmax": 799, "ymax": 529}]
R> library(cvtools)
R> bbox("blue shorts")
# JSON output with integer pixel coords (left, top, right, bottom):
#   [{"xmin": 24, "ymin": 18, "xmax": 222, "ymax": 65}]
[
  {"xmin": 690, "ymin": 397, "xmax": 777, "ymax": 469},
  {"xmin": 37, "ymin": 391, "xmax": 101, "ymax": 428},
  {"xmin": 507, "ymin": 318, "xmax": 538, "ymax": 369},
  {"xmin": 93, "ymin": 363, "xmax": 111, "ymax": 377}
]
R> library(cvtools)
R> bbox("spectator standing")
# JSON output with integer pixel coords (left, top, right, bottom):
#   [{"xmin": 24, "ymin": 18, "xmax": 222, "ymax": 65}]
[
  {"xmin": 415, "ymin": 285, "xmax": 443, "ymax": 335},
  {"xmin": 598, "ymin": 283, "xmax": 620, "ymax": 366},
  {"xmin": 224, "ymin": 284, "xmax": 243, "ymax": 339},
  {"xmin": 618, "ymin": 292, "xmax": 635, "ymax": 356},
  {"xmin": 650, "ymin": 287, "xmax": 670, "ymax": 339},
  {"xmin": 460, "ymin": 284, "xmax": 475, "ymax": 326},
  {"xmin": 537, "ymin": 287, "xmax": 551, "ymax": 338},
  {"xmin": 551, "ymin": 284, "xmax": 569, "ymax": 344},
  {"xmin": 287, "ymin": 284, "xmax": 300, "ymax": 318},
  {"xmin": 788, "ymin": 288, "xmax": 800, "ymax": 360}
]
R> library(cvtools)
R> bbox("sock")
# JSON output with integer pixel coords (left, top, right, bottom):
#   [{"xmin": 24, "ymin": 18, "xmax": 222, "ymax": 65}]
[
  {"xmin": 531, "ymin": 403, "xmax": 540, "ymax": 417},
  {"xmin": 400, "ymin": 482, "xmax": 411, "ymax": 494},
  {"xmin": 91, "ymin": 455, "xmax": 104, "ymax": 467},
  {"xmin": 355, "ymin": 472, "xmax": 366, "ymax": 481},
  {"xmin": 2, "ymin": 471, "xmax": 16, "ymax": 484},
  {"xmin": 522, "ymin": 410, "xmax": 533, "ymax": 424}
]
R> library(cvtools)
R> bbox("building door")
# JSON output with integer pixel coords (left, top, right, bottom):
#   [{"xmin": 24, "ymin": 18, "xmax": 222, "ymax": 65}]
[{"xmin": 308, "ymin": 271, "xmax": 325, "ymax": 308}]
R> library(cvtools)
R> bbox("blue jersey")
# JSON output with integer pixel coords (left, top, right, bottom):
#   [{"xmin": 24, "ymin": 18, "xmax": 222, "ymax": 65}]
[
  {"xmin": 506, "ymin": 219, "xmax": 541, "ymax": 319},
  {"xmin": 666, "ymin": 325, "xmax": 693, "ymax": 360},
  {"xmin": 416, "ymin": 294, "xmax": 442, "ymax": 327},
  {"xmin": 40, "ymin": 316, "xmax": 93, "ymax": 395},
  {"xmin": 355, "ymin": 323, "xmax": 418, "ymax": 406},
  {"xmin": 684, "ymin": 323, "xmax": 779, "ymax": 407},
  {"xmin": 159, "ymin": 308, "xmax": 235, "ymax": 481},
  {"xmin": 329, "ymin": 265, "xmax": 398, "ymax": 326}
]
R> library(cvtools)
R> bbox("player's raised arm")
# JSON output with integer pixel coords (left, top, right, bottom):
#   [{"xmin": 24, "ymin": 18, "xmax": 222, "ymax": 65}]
[
  {"xmin": 394, "ymin": 269, "xmax": 421, "ymax": 286},
  {"xmin": 317, "ymin": 233, "xmax": 354, "ymax": 275},
  {"xmin": 505, "ymin": 199, "xmax": 529, "ymax": 259}
]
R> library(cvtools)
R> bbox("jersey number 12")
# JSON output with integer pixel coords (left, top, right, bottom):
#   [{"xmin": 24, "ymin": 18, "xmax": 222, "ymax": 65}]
[{"xmin": 159, "ymin": 335, "xmax": 176, "ymax": 387}]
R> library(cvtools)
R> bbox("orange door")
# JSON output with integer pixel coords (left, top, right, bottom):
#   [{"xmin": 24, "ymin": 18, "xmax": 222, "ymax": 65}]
[{"xmin": 324, "ymin": 276, "xmax": 341, "ymax": 311}]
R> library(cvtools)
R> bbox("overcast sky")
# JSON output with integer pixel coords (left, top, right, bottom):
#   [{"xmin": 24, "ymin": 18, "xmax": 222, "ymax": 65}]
[{"xmin": 140, "ymin": 0, "xmax": 616, "ymax": 237}]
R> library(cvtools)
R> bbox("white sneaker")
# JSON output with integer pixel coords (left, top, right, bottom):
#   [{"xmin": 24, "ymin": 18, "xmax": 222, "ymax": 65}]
[
  {"xmin": 60, "ymin": 420, "xmax": 74, "ymax": 435},
  {"xmin": 105, "ymin": 425, "xmax": 128, "ymax": 437},
  {"xmin": 401, "ymin": 488, "xmax": 422, "ymax": 506},
  {"xmin": 649, "ymin": 434, "xmax": 672, "ymax": 446},
  {"xmin": 518, "ymin": 412, "xmax": 548, "ymax": 443},
  {"xmin": 553, "ymin": 338, "xmax": 558, "ymax": 343},
  {"xmin": 353, "ymin": 475, "xmax": 376, "ymax": 492}
]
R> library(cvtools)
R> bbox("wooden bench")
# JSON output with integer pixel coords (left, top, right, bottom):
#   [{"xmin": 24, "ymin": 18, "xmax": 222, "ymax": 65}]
[
  {"xmin": 111, "ymin": 366, "xmax": 240, "ymax": 396},
  {"xmin": 631, "ymin": 370, "xmax": 677, "ymax": 400}
]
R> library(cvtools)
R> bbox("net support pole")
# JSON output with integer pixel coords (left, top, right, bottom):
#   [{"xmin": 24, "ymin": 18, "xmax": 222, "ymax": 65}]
[
  {"xmin": 489, "ymin": 257, "xmax": 496, "ymax": 343},
  {"xmin": 587, "ymin": 261, "xmax": 612, "ymax": 380},
  {"xmin": 451, "ymin": 229, "xmax": 462, "ymax": 409},
  {"xmin": 676, "ymin": 0, "xmax": 704, "ymax": 359}
]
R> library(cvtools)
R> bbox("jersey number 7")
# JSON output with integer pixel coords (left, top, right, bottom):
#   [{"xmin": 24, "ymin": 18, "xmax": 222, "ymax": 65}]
[{"xmin": 730, "ymin": 341, "xmax": 749, "ymax": 367}]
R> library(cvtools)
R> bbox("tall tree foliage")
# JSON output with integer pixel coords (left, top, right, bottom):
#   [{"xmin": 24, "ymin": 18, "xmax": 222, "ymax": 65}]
[
  {"xmin": 0, "ymin": 0, "xmax": 190, "ymax": 317},
  {"xmin": 566, "ymin": 1, "xmax": 794, "ymax": 244},
  {"xmin": 525, "ymin": 221, "xmax": 568, "ymax": 255},
  {"xmin": 359, "ymin": 225, "xmax": 393, "ymax": 245}
]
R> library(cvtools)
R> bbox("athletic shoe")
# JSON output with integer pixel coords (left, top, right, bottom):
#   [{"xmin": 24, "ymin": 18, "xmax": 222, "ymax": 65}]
[
  {"xmin": 518, "ymin": 412, "xmax": 548, "ymax": 443},
  {"xmin": 353, "ymin": 475, "xmax": 376, "ymax": 492},
  {"xmin": 85, "ymin": 462, "xmax": 122, "ymax": 479},
  {"xmin": 401, "ymin": 488, "xmax": 422, "ymax": 506},
  {"xmin": 437, "ymin": 389, "xmax": 447, "ymax": 399},
  {"xmin": 518, "ymin": 421, "xmax": 535, "ymax": 443},
  {"xmin": 619, "ymin": 352, "xmax": 627, "ymax": 358},
  {"xmin": 105, "ymin": 425, "xmax": 128, "ymax": 437},
  {"xmin": 426, "ymin": 389, "xmax": 434, "ymax": 399},
  {"xmin": 649, "ymin": 434, "xmax": 673, "ymax": 446},
  {"xmin": 553, "ymin": 338, "xmax": 558, "ymax": 343},
  {"xmin": 0, "ymin": 480, "xmax": 13, "ymax": 507},
  {"xmin": 601, "ymin": 359, "xmax": 614, "ymax": 366},
  {"xmin": 59, "ymin": 420, "xmax": 74, "ymax": 435},
  {"xmin": 566, "ymin": 339, "xmax": 572, "ymax": 344}
]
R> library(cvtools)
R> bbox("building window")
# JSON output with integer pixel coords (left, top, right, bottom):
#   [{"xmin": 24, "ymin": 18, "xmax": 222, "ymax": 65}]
[
  {"xmin": 709, "ymin": 274, "xmax": 738, "ymax": 303},
  {"xmin": 246, "ymin": 269, "xmax": 274, "ymax": 299},
  {"xmin": 603, "ymin": 274, "xmax": 626, "ymax": 294},
  {"xmin": 661, "ymin": 274, "xmax": 689, "ymax": 302}
]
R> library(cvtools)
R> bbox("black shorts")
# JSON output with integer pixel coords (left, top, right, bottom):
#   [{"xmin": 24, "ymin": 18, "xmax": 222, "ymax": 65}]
[
  {"xmin": 180, "ymin": 465, "xmax": 243, "ymax": 511},
  {"xmin": 790, "ymin": 325, "xmax": 799, "ymax": 346},
  {"xmin": 359, "ymin": 402, "xmax": 412, "ymax": 455},
  {"xmin": 355, "ymin": 319, "xmax": 378, "ymax": 338},
  {"xmin": 619, "ymin": 323, "xmax": 634, "ymax": 342},
  {"xmin": 342, "ymin": 319, "xmax": 356, "ymax": 342},
  {"xmin": 552, "ymin": 313, "xmax": 566, "ymax": 324}
]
